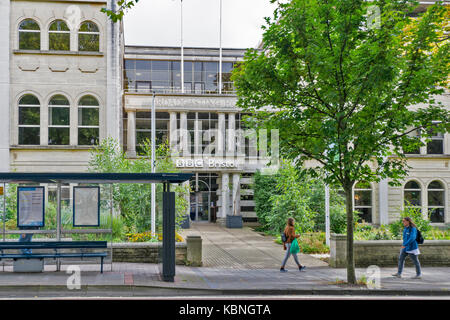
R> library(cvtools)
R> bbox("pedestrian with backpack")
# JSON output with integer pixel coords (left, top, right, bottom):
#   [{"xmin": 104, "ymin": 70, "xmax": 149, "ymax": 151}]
[
  {"xmin": 280, "ymin": 217, "xmax": 306, "ymax": 272},
  {"xmin": 392, "ymin": 217, "xmax": 422, "ymax": 279}
]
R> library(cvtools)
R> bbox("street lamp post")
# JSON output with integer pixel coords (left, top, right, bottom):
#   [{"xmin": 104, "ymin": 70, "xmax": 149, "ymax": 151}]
[{"xmin": 151, "ymin": 92, "xmax": 156, "ymax": 235}]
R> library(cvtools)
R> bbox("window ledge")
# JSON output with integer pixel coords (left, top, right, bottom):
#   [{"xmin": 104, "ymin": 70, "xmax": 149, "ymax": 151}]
[
  {"xmin": 13, "ymin": 50, "xmax": 103, "ymax": 57},
  {"xmin": 403, "ymin": 154, "xmax": 449, "ymax": 158},
  {"xmin": 10, "ymin": 145, "xmax": 97, "ymax": 150}
]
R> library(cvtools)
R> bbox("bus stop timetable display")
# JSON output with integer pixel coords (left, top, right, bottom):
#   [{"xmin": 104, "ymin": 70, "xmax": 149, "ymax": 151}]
[{"xmin": 17, "ymin": 186, "xmax": 45, "ymax": 227}]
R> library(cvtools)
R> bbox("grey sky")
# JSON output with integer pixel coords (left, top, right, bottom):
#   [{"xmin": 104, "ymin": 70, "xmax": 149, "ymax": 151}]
[{"xmin": 123, "ymin": 0, "xmax": 278, "ymax": 48}]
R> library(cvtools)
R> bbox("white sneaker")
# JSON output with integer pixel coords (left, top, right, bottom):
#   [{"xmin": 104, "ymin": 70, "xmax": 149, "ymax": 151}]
[
  {"xmin": 392, "ymin": 273, "xmax": 401, "ymax": 278},
  {"xmin": 411, "ymin": 275, "xmax": 422, "ymax": 279}
]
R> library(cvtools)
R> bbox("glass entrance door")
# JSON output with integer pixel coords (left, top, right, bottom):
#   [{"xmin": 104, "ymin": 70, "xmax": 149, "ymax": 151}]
[{"xmin": 190, "ymin": 192, "xmax": 211, "ymax": 222}]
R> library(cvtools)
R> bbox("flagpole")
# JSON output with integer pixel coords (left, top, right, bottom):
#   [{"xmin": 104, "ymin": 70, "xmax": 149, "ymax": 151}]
[
  {"xmin": 218, "ymin": 0, "xmax": 222, "ymax": 94},
  {"xmin": 181, "ymin": 0, "xmax": 184, "ymax": 94}
]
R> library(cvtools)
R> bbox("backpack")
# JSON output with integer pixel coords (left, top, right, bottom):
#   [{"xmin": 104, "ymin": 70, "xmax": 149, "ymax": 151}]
[{"xmin": 416, "ymin": 228, "xmax": 424, "ymax": 245}]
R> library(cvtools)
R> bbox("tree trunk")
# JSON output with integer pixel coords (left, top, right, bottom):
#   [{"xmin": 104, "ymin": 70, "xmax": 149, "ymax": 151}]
[{"xmin": 344, "ymin": 185, "xmax": 356, "ymax": 284}]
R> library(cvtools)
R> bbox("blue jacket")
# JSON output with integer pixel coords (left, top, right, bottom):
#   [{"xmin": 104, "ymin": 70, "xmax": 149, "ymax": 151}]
[{"xmin": 402, "ymin": 226, "xmax": 418, "ymax": 251}]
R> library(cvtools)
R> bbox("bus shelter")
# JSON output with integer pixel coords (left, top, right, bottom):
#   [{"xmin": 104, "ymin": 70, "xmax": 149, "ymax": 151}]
[{"xmin": 0, "ymin": 172, "xmax": 192, "ymax": 282}]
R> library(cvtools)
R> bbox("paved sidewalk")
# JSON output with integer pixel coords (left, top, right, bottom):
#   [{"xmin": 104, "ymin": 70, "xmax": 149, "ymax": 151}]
[{"xmin": 0, "ymin": 223, "xmax": 448, "ymax": 297}]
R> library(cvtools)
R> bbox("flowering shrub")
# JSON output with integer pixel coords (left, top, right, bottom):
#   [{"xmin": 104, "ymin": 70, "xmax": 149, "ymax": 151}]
[{"xmin": 126, "ymin": 232, "xmax": 184, "ymax": 243}]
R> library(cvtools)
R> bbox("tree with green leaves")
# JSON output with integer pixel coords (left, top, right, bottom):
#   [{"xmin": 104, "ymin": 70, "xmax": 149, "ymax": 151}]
[
  {"xmin": 101, "ymin": 0, "xmax": 140, "ymax": 22},
  {"xmin": 232, "ymin": 0, "xmax": 449, "ymax": 284}
]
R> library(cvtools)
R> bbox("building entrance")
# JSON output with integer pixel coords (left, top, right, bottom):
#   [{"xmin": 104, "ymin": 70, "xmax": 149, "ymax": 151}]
[{"xmin": 189, "ymin": 173, "xmax": 218, "ymax": 223}]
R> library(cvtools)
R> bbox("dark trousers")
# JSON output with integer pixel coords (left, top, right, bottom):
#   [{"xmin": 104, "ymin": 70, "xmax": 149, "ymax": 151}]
[{"xmin": 397, "ymin": 249, "xmax": 421, "ymax": 276}]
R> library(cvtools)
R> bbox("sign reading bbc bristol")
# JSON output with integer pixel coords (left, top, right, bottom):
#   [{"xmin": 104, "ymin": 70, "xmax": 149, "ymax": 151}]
[{"xmin": 176, "ymin": 158, "xmax": 238, "ymax": 169}]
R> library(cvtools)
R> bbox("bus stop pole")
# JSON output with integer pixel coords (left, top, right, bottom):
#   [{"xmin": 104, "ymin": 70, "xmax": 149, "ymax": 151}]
[
  {"xmin": 56, "ymin": 182, "xmax": 61, "ymax": 271},
  {"xmin": 2, "ymin": 183, "xmax": 5, "ymax": 242},
  {"xmin": 162, "ymin": 182, "xmax": 175, "ymax": 282}
]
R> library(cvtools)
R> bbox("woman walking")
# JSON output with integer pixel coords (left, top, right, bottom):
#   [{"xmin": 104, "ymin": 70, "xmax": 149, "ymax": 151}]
[
  {"xmin": 280, "ymin": 218, "xmax": 306, "ymax": 272},
  {"xmin": 392, "ymin": 217, "xmax": 422, "ymax": 279}
]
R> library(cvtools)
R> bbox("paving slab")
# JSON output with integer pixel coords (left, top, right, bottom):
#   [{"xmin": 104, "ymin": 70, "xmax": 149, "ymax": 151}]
[{"xmin": 0, "ymin": 224, "xmax": 448, "ymax": 297}]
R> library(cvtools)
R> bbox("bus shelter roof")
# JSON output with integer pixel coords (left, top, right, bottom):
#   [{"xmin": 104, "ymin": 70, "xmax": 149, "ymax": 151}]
[{"xmin": 0, "ymin": 172, "xmax": 193, "ymax": 184}]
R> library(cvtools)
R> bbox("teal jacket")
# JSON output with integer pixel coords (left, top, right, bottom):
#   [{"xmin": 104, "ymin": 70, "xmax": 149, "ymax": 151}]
[{"xmin": 403, "ymin": 226, "xmax": 418, "ymax": 251}]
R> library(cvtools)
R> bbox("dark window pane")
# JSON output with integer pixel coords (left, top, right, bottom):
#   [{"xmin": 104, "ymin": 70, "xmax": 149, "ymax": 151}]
[
  {"xmin": 48, "ymin": 127, "xmax": 69, "ymax": 145},
  {"xmin": 136, "ymin": 60, "xmax": 151, "ymax": 70},
  {"xmin": 135, "ymin": 71, "xmax": 151, "ymax": 81},
  {"xmin": 78, "ymin": 108, "xmax": 99, "ymax": 126},
  {"xmin": 151, "ymin": 61, "xmax": 169, "ymax": 71},
  {"xmin": 355, "ymin": 190, "xmax": 371, "ymax": 206},
  {"xmin": 19, "ymin": 107, "xmax": 40, "ymax": 125},
  {"xmin": 204, "ymin": 62, "xmax": 218, "ymax": 72},
  {"xmin": 19, "ymin": 127, "xmax": 40, "ymax": 145},
  {"xmin": 428, "ymin": 181, "xmax": 443, "ymax": 189},
  {"xmin": 428, "ymin": 191, "xmax": 444, "ymax": 206},
  {"xmin": 404, "ymin": 191, "xmax": 421, "ymax": 206},
  {"xmin": 19, "ymin": 19, "xmax": 40, "ymax": 30},
  {"xmin": 49, "ymin": 95, "xmax": 69, "ymax": 105},
  {"xmin": 19, "ymin": 94, "xmax": 40, "ymax": 105},
  {"xmin": 222, "ymin": 62, "xmax": 233, "ymax": 73},
  {"xmin": 427, "ymin": 140, "xmax": 443, "ymax": 154},
  {"xmin": 79, "ymin": 21, "xmax": 99, "ymax": 32},
  {"xmin": 429, "ymin": 208, "xmax": 444, "ymax": 223},
  {"xmin": 49, "ymin": 33, "xmax": 70, "ymax": 51},
  {"xmin": 356, "ymin": 208, "xmax": 372, "ymax": 223},
  {"xmin": 124, "ymin": 60, "xmax": 135, "ymax": 69},
  {"xmin": 79, "ymin": 95, "xmax": 99, "ymax": 106},
  {"xmin": 49, "ymin": 20, "xmax": 69, "ymax": 31},
  {"xmin": 151, "ymin": 70, "xmax": 170, "ymax": 82},
  {"xmin": 78, "ymin": 34, "xmax": 99, "ymax": 51},
  {"xmin": 19, "ymin": 32, "xmax": 40, "ymax": 50},
  {"xmin": 78, "ymin": 128, "xmax": 99, "ymax": 145},
  {"xmin": 49, "ymin": 107, "xmax": 69, "ymax": 125},
  {"xmin": 405, "ymin": 181, "xmax": 420, "ymax": 189}
]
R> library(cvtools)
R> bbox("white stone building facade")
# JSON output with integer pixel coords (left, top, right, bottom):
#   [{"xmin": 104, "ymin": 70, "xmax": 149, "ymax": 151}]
[{"xmin": 1, "ymin": 0, "xmax": 123, "ymax": 174}]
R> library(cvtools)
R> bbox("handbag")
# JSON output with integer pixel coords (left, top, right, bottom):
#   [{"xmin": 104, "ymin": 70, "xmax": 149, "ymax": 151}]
[
  {"xmin": 290, "ymin": 238, "xmax": 300, "ymax": 254},
  {"xmin": 281, "ymin": 232, "xmax": 287, "ymax": 243}
]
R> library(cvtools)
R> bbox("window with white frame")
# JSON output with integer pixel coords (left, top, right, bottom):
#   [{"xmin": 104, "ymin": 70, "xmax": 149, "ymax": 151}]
[
  {"xmin": 404, "ymin": 180, "xmax": 422, "ymax": 212},
  {"xmin": 18, "ymin": 94, "xmax": 40, "ymax": 145},
  {"xmin": 49, "ymin": 20, "xmax": 70, "ymax": 51},
  {"xmin": 19, "ymin": 19, "xmax": 40, "ymax": 50},
  {"xmin": 428, "ymin": 181, "xmax": 445, "ymax": 223},
  {"xmin": 78, "ymin": 95, "xmax": 99, "ymax": 145},
  {"xmin": 48, "ymin": 95, "xmax": 70, "ymax": 145},
  {"xmin": 353, "ymin": 181, "xmax": 372, "ymax": 223},
  {"xmin": 426, "ymin": 123, "xmax": 444, "ymax": 154},
  {"xmin": 78, "ymin": 21, "xmax": 99, "ymax": 52}
]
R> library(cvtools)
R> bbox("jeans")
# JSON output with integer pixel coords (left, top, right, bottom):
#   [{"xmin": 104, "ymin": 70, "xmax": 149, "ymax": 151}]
[
  {"xmin": 397, "ymin": 249, "xmax": 421, "ymax": 276},
  {"xmin": 19, "ymin": 233, "xmax": 33, "ymax": 254},
  {"xmin": 281, "ymin": 242, "xmax": 301, "ymax": 267}
]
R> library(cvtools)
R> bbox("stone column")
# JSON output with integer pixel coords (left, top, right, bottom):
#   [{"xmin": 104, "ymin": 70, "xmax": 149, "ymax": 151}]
[
  {"xmin": 218, "ymin": 173, "xmax": 229, "ymax": 226},
  {"xmin": 194, "ymin": 113, "xmax": 201, "ymax": 156},
  {"xmin": 217, "ymin": 113, "xmax": 225, "ymax": 157},
  {"xmin": 126, "ymin": 110, "xmax": 136, "ymax": 157},
  {"xmin": 232, "ymin": 173, "xmax": 240, "ymax": 216},
  {"xmin": 379, "ymin": 179, "xmax": 389, "ymax": 225},
  {"xmin": 227, "ymin": 113, "xmax": 235, "ymax": 157},
  {"xmin": 41, "ymin": 103, "xmax": 48, "ymax": 146},
  {"xmin": 169, "ymin": 112, "xmax": 177, "ymax": 155},
  {"xmin": 180, "ymin": 112, "xmax": 188, "ymax": 156}
]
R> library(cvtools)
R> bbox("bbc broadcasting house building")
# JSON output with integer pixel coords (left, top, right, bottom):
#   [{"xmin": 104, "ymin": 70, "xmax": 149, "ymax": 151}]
[{"xmin": 1, "ymin": 0, "xmax": 449, "ymax": 228}]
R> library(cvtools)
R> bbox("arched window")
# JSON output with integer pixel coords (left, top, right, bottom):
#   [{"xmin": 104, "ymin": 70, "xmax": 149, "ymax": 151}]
[
  {"xmin": 78, "ymin": 95, "xmax": 99, "ymax": 145},
  {"xmin": 18, "ymin": 94, "xmax": 40, "ymax": 145},
  {"xmin": 19, "ymin": 19, "xmax": 40, "ymax": 50},
  {"xmin": 404, "ymin": 181, "xmax": 422, "ymax": 212},
  {"xmin": 49, "ymin": 20, "xmax": 70, "ymax": 51},
  {"xmin": 48, "ymin": 95, "xmax": 70, "ymax": 145},
  {"xmin": 78, "ymin": 21, "xmax": 99, "ymax": 52},
  {"xmin": 354, "ymin": 181, "xmax": 372, "ymax": 223},
  {"xmin": 428, "ymin": 181, "xmax": 445, "ymax": 223}
]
